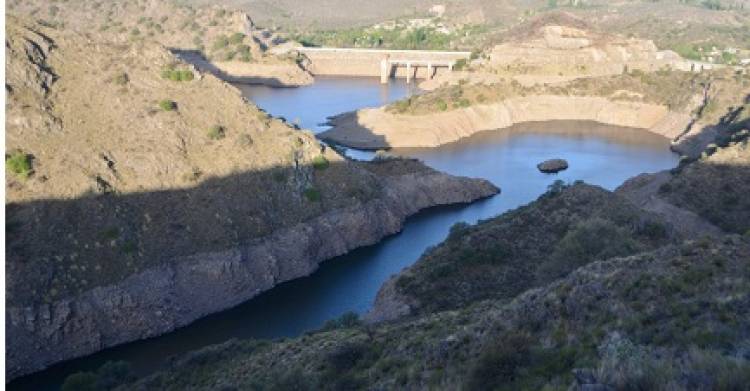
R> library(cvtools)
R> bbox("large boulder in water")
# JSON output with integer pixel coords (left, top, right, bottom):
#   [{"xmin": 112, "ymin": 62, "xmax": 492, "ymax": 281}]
[{"xmin": 537, "ymin": 159, "xmax": 569, "ymax": 173}]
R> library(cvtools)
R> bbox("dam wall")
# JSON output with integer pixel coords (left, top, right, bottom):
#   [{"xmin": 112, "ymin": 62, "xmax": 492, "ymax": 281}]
[{"xmin": 297, "ymin": 47, "xmax": 471, "ymax": 80}]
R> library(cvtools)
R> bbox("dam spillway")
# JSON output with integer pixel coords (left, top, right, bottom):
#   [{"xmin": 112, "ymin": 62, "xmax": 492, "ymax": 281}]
[{"xmin": 296, "ymin": 47, "xmax": 472, "ymax": 83}]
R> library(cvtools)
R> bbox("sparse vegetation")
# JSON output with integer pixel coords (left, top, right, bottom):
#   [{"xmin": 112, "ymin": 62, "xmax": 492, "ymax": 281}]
[
  {"xmin": 207, "ymin": 125, "xmax": 226, "ymax": 140},
  {"xmin": 228, "ymin": 32, "xmax": 245, "ymax": 44},
  {"xmin": 62, "ymin": 361, "xmax": 134, "ymax": 391},
  {"xmin": 312, "ymin": 155, "xmax": 329, "ymax": 170},
  {"xmin": 113, "ymin": 72, "xmax": 129, "ymax": 85},
  {"xmin": 304, "ymin": 187, "xmax": 321, "ymax": 202},
  {"xmin": 6, "ymin": 151, "xmax": 33, "ymax": 179},
  {"xmin": 320, "ymin": 311, "xmax": 362, "ymax": 331},
  {"xmin": 212, "ymin": 35, "xmax": 229, "ymax": 50},
  {"xmin": 161, "ymin": 66, "xmax": 194, "ymax": 82},
  {"xmin": 158, "ymin": 99, "xmax": 177, "ymax": 111}
]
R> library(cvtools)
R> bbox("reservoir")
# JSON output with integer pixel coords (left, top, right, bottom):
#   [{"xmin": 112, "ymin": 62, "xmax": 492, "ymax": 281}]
[{"xmin": 8, "ymin": 77, "xmax": 679, "ymax": 390}]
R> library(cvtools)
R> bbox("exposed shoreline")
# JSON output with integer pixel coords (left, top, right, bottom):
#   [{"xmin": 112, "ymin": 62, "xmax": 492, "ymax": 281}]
[{"xmin": 319, "ymin": 95, "xmax": 696, "ymax": 151}]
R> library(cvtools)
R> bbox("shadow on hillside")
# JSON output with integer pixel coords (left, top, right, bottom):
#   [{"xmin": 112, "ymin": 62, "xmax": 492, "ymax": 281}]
[
  {"xmin": 169, "ymin": 49, "xmax": 295, "ymax": 87},
  {"xmin": 675, "ymin": 92, "xmax": 750, "ymax": 157},
  {"xmin": 664, "ymin": 160, "xmax": 750, "ymax": 235},
  {"xmin": 5, "ymin": 158, "xmax": 428, "ymax": 308}
]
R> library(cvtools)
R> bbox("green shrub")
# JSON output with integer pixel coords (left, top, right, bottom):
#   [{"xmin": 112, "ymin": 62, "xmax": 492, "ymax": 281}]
[
  {"xmin": 326, "ymin": 341, "xmax": 368, "ymax": 372},
  {"xmin": 447, "ymin": 221, "xmax": 471, "ymax": 242},
  {"xmin": 540, "ymin": 218, "xmax": 640, "ymax": 280},
  {"xmin": 158, "ymin": 99, "xmax": 176, "ymax": 111},
  {"xmin": 160, "ymin": 66, "xmax": 174, "ymax": 79},
  {"xmin": 212, "ymin": 35, "xmax": 229, "ymax": 50},
  {"xmin": 61, "ymin": 361, "xmax": 134, "ymax": 391},
  {"xmin": 229, "ymin": 32, "xmax": 245, "ymax": 44},
  {"xmin": 304, "ymin": 188, "xmax": 321, "ymax": 202},
  {"xmin": 113, "ymin": 72, "xmax": 129, "ymax": 85},
  {"xmin": 638, "ymin": 220, "xmax": 668, "ymax": 240},
  {"xmin": 237, "ymin": 44, "xmax": 252, "ymax": 62},
  {"xmin": 178, "ymin": 70, "xmax": 194, "ymax": 81},
  {"xmin": 207, "ymin": 125, "xmax": 226, "ymax": 140},
  {"xmin": 466, "ymin": 332, "xmax": 532, "ymax": 390},
  {"xmin": 161, "ymin": 68, "xmax": 194, "ymax": 82},
  {"xmin": 435, "ymin": 99, "xmax": 448, "ymax": 111},
  {"xmin": 312, "ymin": 155, "xmax": 329, "ymax": 170},
  {"xmin": 390, "ymin": 97, "xmax": 413, "ymax": 113},
  {"xmin": 545, "ymin": 179, "xmax": 567, "ymax": 196},
  {"xmin": 95, "ymin": 361, "xmax": 134, "ymax": 389},
  {"xmin": 100, "ymin": 227, "xmax": 120, "ymax": 241},
  {"xmin": 61, "ymin": 372, "xmax": 97, "ymax": 391},
  {"xmin": 321, "ymin": 311, "xmax": 362, "ymax": 331},
  {"xmin": 6, "ymin": 151, "xmax": 33, "ymax": 178}
]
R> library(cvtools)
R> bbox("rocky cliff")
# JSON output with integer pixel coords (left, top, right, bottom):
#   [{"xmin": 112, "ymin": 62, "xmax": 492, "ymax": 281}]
[{"xmin": 7, "ymin": 162, "xmax": 497, "ymax": 380}]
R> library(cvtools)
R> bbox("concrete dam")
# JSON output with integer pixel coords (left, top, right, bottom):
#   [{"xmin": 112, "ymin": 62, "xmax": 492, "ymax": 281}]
[{"xmin": 297, "ymin": 47, "xmax": 472, "ymax": 83}]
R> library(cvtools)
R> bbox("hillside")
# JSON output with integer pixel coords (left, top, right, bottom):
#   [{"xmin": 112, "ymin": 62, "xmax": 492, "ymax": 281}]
[
  {"xmin": 7, "ymin": 0, "xmax": 750, "ymax": 387},
  {"xmin": 5, "ymin": 16, "xmax": 497, "ymax": 380},
  {"xmin": 368, "ymin": 90, "xmax": 749, "ymax": 323},
  {"xmin": 64, "ymin": 85, "xmax": 750, "ymax": 391},
  {"xmin": 368, "ymin": 183, "xmax": 674, "ymax": 321},
  {"xmin": 8, "ymin": 0, "xmax": 313, "ymax": 85},
  {"xmin": 202, "ymin": 0, "xmax": 750, "ymax": 60},
  {"xmin": 117, "ymin": 237, "xmax": 750, "ymax": 390}
]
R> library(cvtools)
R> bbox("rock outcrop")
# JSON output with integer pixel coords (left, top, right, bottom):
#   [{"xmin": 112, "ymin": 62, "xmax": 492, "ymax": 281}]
[{"xmin": 489, "ymin": 25, "xmax": 685, "ymax": 79}]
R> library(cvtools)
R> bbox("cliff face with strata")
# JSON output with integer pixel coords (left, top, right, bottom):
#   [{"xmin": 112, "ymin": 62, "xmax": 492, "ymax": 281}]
[
  {"xmin": 4, "ymin": 18, "xmax": 498, "ymax": 380},
  {"xmin": 7, "ymin": 163, "xmax": 497, "ymax": 380}
]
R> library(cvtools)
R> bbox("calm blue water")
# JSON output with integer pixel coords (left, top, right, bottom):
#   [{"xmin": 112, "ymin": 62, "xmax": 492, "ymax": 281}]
[
  {"xmin": 237, "ymin": 76, "xmax": 420, "ymax": 132},
  {"xmin": 9, "ymin": 77, "xmax": 678, "ymax": 391}
]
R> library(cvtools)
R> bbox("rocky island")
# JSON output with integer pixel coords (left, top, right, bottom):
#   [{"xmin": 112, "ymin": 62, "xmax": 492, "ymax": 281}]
[{"xmin": 537, "ymin": 158, "xmax": 569, "ymax": 173}]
